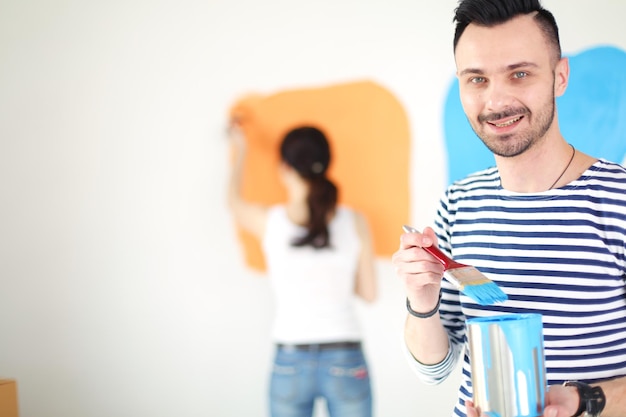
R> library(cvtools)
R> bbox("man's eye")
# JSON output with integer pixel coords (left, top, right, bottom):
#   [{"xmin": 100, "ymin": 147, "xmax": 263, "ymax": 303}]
[
  {"xmin": 470, "ymin": 77, "xmax": 486, "ymax": 84},
  {"xmin": 513, "ymin": 71, "xmax": 528, "ymax": 79}
]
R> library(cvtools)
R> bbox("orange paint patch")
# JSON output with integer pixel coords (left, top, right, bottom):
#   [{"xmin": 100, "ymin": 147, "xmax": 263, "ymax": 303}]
[{"xmin": 230, "ymin": 80, "xmax": 411, "ymax": 271}]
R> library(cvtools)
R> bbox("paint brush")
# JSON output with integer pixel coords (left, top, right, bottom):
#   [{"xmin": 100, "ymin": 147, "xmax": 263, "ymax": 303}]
[{"xmin": 402, "ymin": 225, "xmax": 508, "ymax": 306}]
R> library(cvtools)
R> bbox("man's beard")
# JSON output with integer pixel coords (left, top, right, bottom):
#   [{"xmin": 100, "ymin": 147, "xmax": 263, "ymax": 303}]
[{"xmin": 470, "ymin": 96, "xmax": 556, "ymax": 158}]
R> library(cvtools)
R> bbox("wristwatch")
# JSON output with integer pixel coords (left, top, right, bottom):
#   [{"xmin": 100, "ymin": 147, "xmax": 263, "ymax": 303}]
[{"xmin": 563, "ymin": 381, "xmax": 606, "ymax": 417}]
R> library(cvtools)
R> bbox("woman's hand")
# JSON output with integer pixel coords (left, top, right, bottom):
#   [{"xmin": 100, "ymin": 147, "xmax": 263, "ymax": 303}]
[
  {"xmin": 226, "ymin": 118, "xmax": 246, "ymax": 154},
  {"xmin": 225, "ymin": 117, "xmax": 267, "ymax": 239}
]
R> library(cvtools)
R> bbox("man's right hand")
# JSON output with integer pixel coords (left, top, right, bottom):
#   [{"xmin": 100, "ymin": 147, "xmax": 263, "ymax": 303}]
[{"xmin": 392, "ymin": 226, "xmax": 445, "ymax": 315}]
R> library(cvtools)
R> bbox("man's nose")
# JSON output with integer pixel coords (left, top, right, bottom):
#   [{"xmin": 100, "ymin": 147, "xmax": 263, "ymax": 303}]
[{"xmin": 484, "ymin": 80, "xmax": 515, "ymax": 111}]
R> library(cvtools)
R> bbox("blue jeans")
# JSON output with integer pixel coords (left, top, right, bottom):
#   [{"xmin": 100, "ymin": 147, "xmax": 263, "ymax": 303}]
[{"xmin": 269, "ymin": 344, "xmax": 372, "ymax": 417}]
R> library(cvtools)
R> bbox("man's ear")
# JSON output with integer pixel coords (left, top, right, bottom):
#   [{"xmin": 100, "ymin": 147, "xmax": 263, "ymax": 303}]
[{"xmin": 555, "ymin": 56, "xmax": 570, "ymax": 97}]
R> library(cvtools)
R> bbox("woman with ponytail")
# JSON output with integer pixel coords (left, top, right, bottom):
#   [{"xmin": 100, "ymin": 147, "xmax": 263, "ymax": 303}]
[{"xmin": 228, "ymin": 124, "xmax": 377, "ymax": 417}]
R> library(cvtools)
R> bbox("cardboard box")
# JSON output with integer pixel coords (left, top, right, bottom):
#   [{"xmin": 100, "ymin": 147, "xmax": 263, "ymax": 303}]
[{"xmin": 0, "ymin": 379, "xmax": 18, "ymax": 417}]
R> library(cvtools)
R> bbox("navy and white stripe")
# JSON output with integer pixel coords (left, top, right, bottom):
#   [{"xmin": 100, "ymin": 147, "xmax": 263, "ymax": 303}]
[{"xmin": 406, "ymin": 160, "xmax": 626, "ymax": 417}]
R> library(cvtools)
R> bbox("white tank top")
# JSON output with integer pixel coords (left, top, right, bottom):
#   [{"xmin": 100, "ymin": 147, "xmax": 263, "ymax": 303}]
[{"xmin": 262, "ymin": 205, "xmax": 362, "ymax": 344}]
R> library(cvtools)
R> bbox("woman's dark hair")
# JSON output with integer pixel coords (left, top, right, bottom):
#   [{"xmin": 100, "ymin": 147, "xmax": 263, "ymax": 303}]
[
  {"xmin": 453, "ymin": 0, "xmax": 561, "ymax": 62},
  {"xmin": 280, "ymin": 126, "xmax": 337, "ymax": 249}
]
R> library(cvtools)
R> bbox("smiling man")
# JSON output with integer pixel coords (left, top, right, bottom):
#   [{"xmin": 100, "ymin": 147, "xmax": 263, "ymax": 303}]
[
  {"xmin": 392, "ymin": 1, "xmax": 626, "ymax": 417},
  {"xmin": 453, "ymin": 5, "xmax": 587, "ymax": 192}
]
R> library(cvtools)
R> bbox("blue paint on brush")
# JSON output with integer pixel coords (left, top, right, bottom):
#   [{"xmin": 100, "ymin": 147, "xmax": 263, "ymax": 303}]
[
  {"xmin": 440, "ymin": 264, "xmax": 508, "ymax": 306},
  {"xmin": 461, "ymin": 281, "xmax": 508, "ymax": 306}
]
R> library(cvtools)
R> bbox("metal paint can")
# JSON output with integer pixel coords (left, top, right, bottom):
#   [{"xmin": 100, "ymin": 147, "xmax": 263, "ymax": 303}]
[{"xmin": 467, "ymin": 313, "xmax": 546, "ymax": 417}]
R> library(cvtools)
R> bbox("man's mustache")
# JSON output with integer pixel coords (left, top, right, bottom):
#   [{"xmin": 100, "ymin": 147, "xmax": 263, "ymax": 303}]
[{"xmin": 478, "ymin": 108, "xmax": 529, "ymax": 123}]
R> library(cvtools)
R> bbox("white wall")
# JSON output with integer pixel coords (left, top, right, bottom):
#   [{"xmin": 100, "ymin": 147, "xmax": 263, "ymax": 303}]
[{"xmin": 0, "ymin": 1, "xmax": 624, "ymax": 416}]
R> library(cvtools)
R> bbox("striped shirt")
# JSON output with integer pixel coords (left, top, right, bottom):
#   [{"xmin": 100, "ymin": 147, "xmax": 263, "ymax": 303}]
[{"xmin": 404, "ymin": 159, "xmax": 626, "ymax": 417}]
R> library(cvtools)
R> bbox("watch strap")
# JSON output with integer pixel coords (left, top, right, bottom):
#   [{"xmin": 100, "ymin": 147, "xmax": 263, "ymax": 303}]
[{"xmin": 563, "ymin": 381, "xmax": 606, "ymax": 417}]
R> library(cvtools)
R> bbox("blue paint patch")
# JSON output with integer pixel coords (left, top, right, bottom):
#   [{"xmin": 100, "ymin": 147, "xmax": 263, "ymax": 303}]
[{"xmin": 443, "ymin": 45, "xmax": 626, "ymax": 184}]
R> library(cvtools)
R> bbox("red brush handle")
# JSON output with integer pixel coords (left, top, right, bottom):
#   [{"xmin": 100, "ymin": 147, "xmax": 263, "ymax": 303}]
[
  {"xmin": 422, "ymin": 245, "xmax": 467, "ymax": 271},
  {"xmin": 402, "ymin": 225, "xmax": 467, "ymax": 270}
]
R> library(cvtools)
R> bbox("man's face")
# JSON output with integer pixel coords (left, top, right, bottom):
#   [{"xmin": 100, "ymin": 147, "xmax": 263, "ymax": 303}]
[{"xmin": 454, "ymin": 14, "xmax": 568, "ymax": 157}]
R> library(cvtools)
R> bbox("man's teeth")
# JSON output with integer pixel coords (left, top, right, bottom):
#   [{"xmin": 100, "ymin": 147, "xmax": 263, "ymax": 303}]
[{"xmin": 494, "ymin": 116, "xmax": 522, "ymax": 127}]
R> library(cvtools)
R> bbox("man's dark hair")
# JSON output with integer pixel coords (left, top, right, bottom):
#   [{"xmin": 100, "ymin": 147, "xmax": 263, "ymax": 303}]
[{"xmin": 453, "ymin": 0, "xmax": 561, "ymax": 61}]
